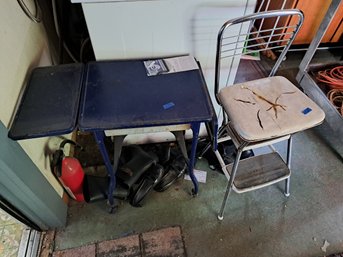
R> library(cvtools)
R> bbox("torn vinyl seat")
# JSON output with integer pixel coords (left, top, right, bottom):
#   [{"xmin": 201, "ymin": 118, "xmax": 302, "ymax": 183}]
[{"xmin": 212, "ymin": 9, "xmax": 325, "ymax": 220}]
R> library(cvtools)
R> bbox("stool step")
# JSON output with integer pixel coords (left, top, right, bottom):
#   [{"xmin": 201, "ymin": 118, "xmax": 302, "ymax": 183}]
[{"xmin": 226, "ymin": 152, "xmax": 290, "ymax": 193}]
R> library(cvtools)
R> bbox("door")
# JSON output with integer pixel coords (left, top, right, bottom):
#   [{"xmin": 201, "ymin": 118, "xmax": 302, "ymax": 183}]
[{"xmin": 0, "ymin": 121, "xmax": 67, "ymax": 231}]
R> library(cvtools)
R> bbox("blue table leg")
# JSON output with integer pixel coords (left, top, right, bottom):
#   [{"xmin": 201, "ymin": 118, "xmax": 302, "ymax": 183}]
[
  {"xmin": 189, "ymin": 122, "xmax": 201, "ymax": 195},
  {"xmin": 93, "ymin": 131, "xmax": 125, "ymax": 213}
]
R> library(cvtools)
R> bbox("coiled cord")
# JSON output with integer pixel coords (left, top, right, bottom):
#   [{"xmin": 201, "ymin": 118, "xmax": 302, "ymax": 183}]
[
  {"xmin": 316, "ymin": 66, "xmax": 343, "ymax": 116},
  {"xmin": 327, "ymin": 89, "xmax": 343, "ymax": 115},
  {"xmin": 17, "ymin": 0, "xmax": 41, "ymax": 23},
  {"xmin": 316, "ymin": 66, "xmax": 343, "ymax": 90}
]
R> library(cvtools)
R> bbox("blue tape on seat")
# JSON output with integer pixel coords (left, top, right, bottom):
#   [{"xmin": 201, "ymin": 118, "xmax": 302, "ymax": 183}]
[{"xmin": 302, "ymin": 107, "xmax": 312, "ymax": 115}]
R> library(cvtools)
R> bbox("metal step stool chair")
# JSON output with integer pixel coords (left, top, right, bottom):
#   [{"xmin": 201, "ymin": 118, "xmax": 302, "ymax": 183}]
[{"xmin": 213, "ymin": 9, "xmax": 325, "ymax": 220}]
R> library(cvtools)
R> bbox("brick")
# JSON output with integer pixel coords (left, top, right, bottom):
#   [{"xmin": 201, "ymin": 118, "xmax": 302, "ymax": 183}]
[
  {"xmin": 141, "ymin": 227, "xmax": 186, "ymax": 257},
  {"xmin": 97, "ymin": 234, "xmax": 141, "ymax": 257},
  {"xmin": 52, "ymin": 244, "xmax": 95, "ymax": 257}
]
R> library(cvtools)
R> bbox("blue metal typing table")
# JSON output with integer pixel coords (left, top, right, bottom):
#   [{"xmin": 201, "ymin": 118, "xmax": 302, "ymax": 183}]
[{"xmin": 8, "ymin": 57, "xmax": 217, "ymax": 212}]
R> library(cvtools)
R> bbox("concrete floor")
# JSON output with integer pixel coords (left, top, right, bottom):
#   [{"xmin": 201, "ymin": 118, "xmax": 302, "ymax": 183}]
[
  {"xmin": 54, "ymin": 129, "xmax": 342, "ymax": 257},
  {"xmin": 54, "ymin": 51, "xmax": 343, "ymax": 257}
]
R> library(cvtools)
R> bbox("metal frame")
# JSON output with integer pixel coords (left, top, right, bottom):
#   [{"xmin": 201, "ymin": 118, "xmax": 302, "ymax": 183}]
[
  {"xmin": 18, "ymin": 228, "xmax": 41, "ymax": 257},
  {"xmin": 296, "ymin": 0, "xmax": 343, "ymax": 158},
  {"xmin": 95, "ymin": 122, "xmax": 206, "ymax": 213},
  {"xmin": 296, "ymin": 0, "xmax": 342, "ymax": 79},
  {"xmin": 215, "ymin": 9, "xmax": 304, "ymax": 103},
  {"xmin": 214, "ymin": 9, "xmax": 304, "ymax": 220}
]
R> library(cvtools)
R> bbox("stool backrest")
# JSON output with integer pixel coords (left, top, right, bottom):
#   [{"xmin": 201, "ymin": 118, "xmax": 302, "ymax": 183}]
[{"xmin": 214, "ymin": 9, "xmax": 304, "ymax": 104}]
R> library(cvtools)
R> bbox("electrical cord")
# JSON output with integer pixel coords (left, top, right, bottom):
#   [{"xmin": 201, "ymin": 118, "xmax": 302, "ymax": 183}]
[
  {"xmin": 17, "ymin": 0, "xmax": 41, "ymax": 23},
  {"xmin": 316, "ymin": 66, "xmax": 343, "ymax": 90},
  {"xmin": 52, "ymin": 0, "xmax": 79, "ymax": 63},
  {"xmin": 80, "ymin": 37, "xmax": 90, "ymax": 63},
  {"xmin": 327, "ymin": 89, "xmax": 343, "ymax": 116},
  {"xmin": 316, "ymin": 66, "xmax": 343, "ymax": 116}
]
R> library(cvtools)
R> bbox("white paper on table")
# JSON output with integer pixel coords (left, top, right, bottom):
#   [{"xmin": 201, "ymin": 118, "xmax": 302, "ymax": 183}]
[
  {"xmin": 163, "ymin": 55, "xmax": 199, "ymax": 73},
  {"xmin": 143, "ymin": 55, "xmax": 198, "ymax": 76},
  {"xmin": 184, "ymin": 169, "xmax": 207, "ymax": 184}
]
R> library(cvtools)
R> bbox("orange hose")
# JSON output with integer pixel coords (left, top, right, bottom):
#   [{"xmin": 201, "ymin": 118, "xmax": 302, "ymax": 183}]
[
  {"xmin": 316, "ymin": 66, "xmax": 343, "ymax": 90},
  {"xmin": 316, "ymin": 66, "xmax": 343, "ymax": 116},
  {"xmin": 327, "ymin": 89, "xmax": 343, "ymax": 116}
]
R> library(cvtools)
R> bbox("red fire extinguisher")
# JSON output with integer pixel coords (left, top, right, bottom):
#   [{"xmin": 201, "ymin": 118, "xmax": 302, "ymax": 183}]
[{"xmin": 50, "ymin": 140, "xmax": 85, "ymax": 202}]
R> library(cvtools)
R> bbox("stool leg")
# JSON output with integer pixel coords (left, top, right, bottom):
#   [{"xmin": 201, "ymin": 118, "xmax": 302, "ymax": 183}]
[
  {"xmin": 218, "ymin": 143, "xmax": 247, "ymax": 220},
  {"xmin": 218, "ymin": 182, "xmax": 233, "ymax": 221},
  {"xmin": 284, "ymin": 136, "xmax": 292, "ymax": 197},
  {"xmin": 284, "ymin": 178, "xmax": 290, "ymax": 197}
]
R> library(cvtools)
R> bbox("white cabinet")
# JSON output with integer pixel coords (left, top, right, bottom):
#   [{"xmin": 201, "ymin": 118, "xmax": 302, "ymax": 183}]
[
  {"xmin": 77, "ymin": 0, "xmax": 257, "ymax": 143},
  {"xmin": 80, "ymin": 1, "xmax": 256, "ymax": 61}
]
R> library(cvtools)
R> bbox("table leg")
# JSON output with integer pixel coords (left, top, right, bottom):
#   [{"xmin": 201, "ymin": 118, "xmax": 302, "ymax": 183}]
[
  {"xmin": 189, "ymin": 122, "xmax": 201, "ymax": 195},
  {"xmin": 93, "ymin": 131, "xmax": 125, "ymax": 213},
  {"xmin": 171, "ymin": 131, "xmax": 188, "ymax": 160},
  {"xmin": 112, "ymin": 135, "xmax": 126, "ymax": 205}
]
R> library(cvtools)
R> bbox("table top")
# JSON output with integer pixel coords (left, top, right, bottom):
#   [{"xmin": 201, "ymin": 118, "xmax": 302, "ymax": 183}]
[
  {"xmin": 8, "ymin": 64, "xmax": 84, "ymax": 140},
  {"xmin": 8, "ymin": 57, "xmax": 215, "ymax": 140},
  {"xmin": 78, "ymin": 58, "xmax": 215, "ymax": 131}
]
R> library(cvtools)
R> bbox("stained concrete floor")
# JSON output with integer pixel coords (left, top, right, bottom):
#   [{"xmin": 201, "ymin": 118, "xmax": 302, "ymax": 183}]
[
  {"xmin": 54, "ymin": 51, "xmax": 343, "ymax": 257},
  {"xmin": 54, "ymin": 130, "xmax": 342, "ymax": 257}
]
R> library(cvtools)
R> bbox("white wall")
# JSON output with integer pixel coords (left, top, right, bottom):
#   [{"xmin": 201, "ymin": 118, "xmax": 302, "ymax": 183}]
[{"xmin": 0, "ymin": 0, "xmax": 64, "ymax": 197}]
